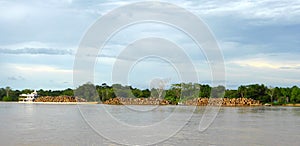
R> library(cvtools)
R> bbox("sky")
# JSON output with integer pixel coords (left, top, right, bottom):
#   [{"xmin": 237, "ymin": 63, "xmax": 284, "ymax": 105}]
[{"xmin": 0, "ymin": 0, "xmax": 300, "ymax": 90}]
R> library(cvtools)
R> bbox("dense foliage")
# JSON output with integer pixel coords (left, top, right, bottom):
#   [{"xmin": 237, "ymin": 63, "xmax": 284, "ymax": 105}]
[{"xmin": 1, "ymin": 83, "xmax": 300, "ymax": 104}]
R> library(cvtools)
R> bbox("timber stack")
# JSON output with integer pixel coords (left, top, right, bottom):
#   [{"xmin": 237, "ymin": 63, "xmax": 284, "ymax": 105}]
[
  {"xmin": 183, "ymin": 98, "xmax": 261, "ymax": 106},
  {"xmin": 103, "ymin": 97, "xmax": 169, "ymax": 105},
  {"xmin": 34, "ymin": 96, "xmax": 83, "ymax": 102},
  {"xmin": 104, "ymin": 97, "xmax": 261, "ymax": 106}
]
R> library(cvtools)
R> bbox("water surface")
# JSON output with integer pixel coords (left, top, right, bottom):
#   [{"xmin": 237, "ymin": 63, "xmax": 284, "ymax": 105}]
[{"xmin": 0, "ymin": 103, "xmax": 299, "ymax": 145}]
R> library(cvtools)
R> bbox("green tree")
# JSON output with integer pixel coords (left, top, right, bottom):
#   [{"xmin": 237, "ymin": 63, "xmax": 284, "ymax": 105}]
[
  {"xmin": 225, "ymin": 89, "xmax": 239, "ymax": 98},
  {"xmin": 50, "ymin": 90, "xmax": 63, "ymax": 96},
  {"xmin": 5, "ymin": 86, "xmax": 11, "ymax": 99},
  {"xmin": 266, "ymin": 86, "xmax": 275, "ymax": 103},
  {"xmin": 0, "ymin": 88, "xmax": 6, "ymax": 101},
  {"xmin": 98, "ymin": 87, "xmax": 116, "ymax": 101},
  {"xmin": 237, "ymin": 84, "xmax": 269, "ymax": 103},
  {"xmin": 111, "ymin": 84, "xmax": 133, "ymax": 98},
  {"xmin": 291, "ymin": 86, "xmax": 300, "ymax": 103},
  {"xmin": 37, "ymin": 89, "xmax": 47, "ymax": 96},
  {"xmin": 165, "ymin": 89, "xmax": 179, "ymax": 104},
  {"xmin": 74, "ymin": 82, "xmax": 99, "ymax": 102},
  {"xmin": 97, "ymin": 84, "xmax": 116, "ymax": 101},
  {"xmin": 11, "ymin": 90, "xmax": 21, "ymax": 101},
  {"xmin": 211, "ymin": 85, "xmax": 225, "ymax": 98},
  {"xmin": 238, "ymin": 85, "xmax": 246, "ymax": 98},
  {"xmin": 2, "ymin": 96, "xmax": 12, "ymax": 101},
  {"xmin": 21, "ymin": 89, "xmax": 33, "ymax": 94},
  {"xmin": 280, "ymin": 87, "xmax": 291, "ymax": 103},
  {"xmin": 245, "ymin": 84, "xmax": 268, "ymax": 102},
  {"xmin": 199, "ymin": 84, "xmax": 211, "ymax": 98},
  {"xmin": 165, "ymin": 84, "xmax": 181, "ymax": 104},
  {"xmin": 131, "ymin": 87, "xmax": 143, "ymax": 98},
  {"xmin": 2, "ymin": 87, "xmax": 19, "ymax": 101},
  {"xmin": 181, "ymin": 83, "xmax": 200, "ymax": 100},
  {"xmin": 62, "ymin": 88, "xmax": 73, "ymax": 96},
  {"xmin": 273, "ymin": 87, "xmax": 282, "ymax": 102},
  {"xmin": 141, "ymin": 89, "xmax": 150, "ymax": 98}
]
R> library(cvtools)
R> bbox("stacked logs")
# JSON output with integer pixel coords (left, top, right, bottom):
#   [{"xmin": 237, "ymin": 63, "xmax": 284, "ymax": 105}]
[
  {"xmin": 103, "ymin": 97, "xmax": 169, "ymax": 105},
  {"xmin": 35, "ymin": 96, "xmax": 77, "ymax": 102},
  {"xmin": 100, "ymin": 97, "xmax": 261, "ymax": 106},
  {"xmin": 103, "ymin": 97, "xmax": 122, "ymax": 105},
  {"xmin": 183, "ymin": 98, "xmax": 261, "ymax": 106}
]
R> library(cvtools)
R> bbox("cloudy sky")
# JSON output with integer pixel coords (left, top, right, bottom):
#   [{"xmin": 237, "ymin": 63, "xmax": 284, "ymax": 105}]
[{"xmin": 0, "ymin": 0, "xmax": 299, "ymax": 90}]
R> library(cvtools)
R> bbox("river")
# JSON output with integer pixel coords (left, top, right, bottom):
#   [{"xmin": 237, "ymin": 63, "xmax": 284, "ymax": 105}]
[{"xmin": 0, "ymin": 102, "xmax": 299, "ymax": 146}]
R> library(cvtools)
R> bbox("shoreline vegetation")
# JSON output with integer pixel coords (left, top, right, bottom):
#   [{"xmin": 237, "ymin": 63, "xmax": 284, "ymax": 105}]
[{"xmin": 1, "ymin": 82, "xmax": 300, "ymax": 106}]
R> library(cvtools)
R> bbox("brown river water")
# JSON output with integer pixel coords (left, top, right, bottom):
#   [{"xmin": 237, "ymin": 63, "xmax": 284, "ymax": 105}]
[{"xmin": 0, "ymin": 102, "xmax": 299, "ymax": 146}]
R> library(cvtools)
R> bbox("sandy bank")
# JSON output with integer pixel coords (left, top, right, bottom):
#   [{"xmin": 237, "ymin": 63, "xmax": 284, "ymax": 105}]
[{"xmin": 284, "ymin": 104, "xmax": 300, "ymax": 107}]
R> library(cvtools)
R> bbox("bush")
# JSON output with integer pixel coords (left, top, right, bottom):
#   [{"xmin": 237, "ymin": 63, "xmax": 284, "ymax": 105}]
[{"xmin": 2, "ymin": 96, "xmax": 12, "ymax": 101}]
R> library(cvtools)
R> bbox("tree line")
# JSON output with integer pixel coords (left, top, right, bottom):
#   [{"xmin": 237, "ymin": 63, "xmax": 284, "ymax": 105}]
[
  {"xmin": 0, "ymin": 87, "xmax": 73, "ymax": 101},
  {"xmin": 1, "ymin": 83, "xmax": 300, "ymax": 104}
]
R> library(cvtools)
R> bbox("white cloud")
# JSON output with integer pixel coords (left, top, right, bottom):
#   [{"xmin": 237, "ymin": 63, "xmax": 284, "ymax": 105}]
[
  {"xmin": 0, "ymin": 63, "xmax": 73, "ymax": 89},
  {"xmin": 0, "ymin": 0, "xmax": 299, "ymax": 89},
  {"xmin": 231, "ymin": 59, "xmax": 300, "ymax": 69},
  {"xmin": 0, "ymin": 41, "xmax": 74, "ymax": 55},
  {"xmin": 97, "ymin": 1, "xmax": 133, "ymax": 7},
  {"xmin": 14, "ymin": 64, "xmax": 72, "ymax": 73},
  {"xmin": 181, "ymin": 0, "xmax": 300, "ymax": 25},
  {"xmin": 223, "ymin": 52, "xmax": 300, "ymax": 87},
  {"xmin": 228, "ymin": 53, "xmax": 300, "ymax": 70}
]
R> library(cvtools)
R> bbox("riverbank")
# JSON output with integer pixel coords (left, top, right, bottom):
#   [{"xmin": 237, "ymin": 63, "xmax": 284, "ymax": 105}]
[
  {"xmin": 103, "ymin": 97, "xmax": 169, "ymax": 105},
  {"xmin": 34, "ymin": 96, "xmax": 84, "ymax": 102},
  {"xmin": 183, "ymin": 97, "xmax": 261, "ymax": 106},
  {"xmin": 18, "ymin": 101, "xmax": 98, "ymax": 104},
  {"xmin": 284, "ymin": 104, "xmax": 300, "ymax": 107},
  {"xmin": 17, "ymin": 95, "xmax": 94, "ymax": 104},
  {"xmin": 3, "ymin": 101, "xmax": 300, "ymax": 106},
  {"xmin": 103, "ymin": 97, "xmax": 262, "ymax": 106},
  {"xmin": 0, "ymin": 101, "xmax": 98, "ymax": 105}
]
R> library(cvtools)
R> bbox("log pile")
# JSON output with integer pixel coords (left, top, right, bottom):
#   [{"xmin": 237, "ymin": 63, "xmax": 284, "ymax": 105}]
[
  {"xmin": 183, "ymin": 98, "xmax": 261, "ymax": 106},
  {"xmin": 103, "ymin": 97, "xmax": 169, "ymax": 105},
  {"xmin": 103, "ymin": 97, "xmax": 122, "ymax": 105},
  {"xmin": 103, "ymin": 97, "xmax": 260, "ymax": 106},
  {"xmin": 34, "ymin": 96, "xmax": 78, "ymax": 102}
]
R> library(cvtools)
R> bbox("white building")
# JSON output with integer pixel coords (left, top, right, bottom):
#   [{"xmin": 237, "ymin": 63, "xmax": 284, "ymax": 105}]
[{"xmin": 19, "ymin": 90, "xmax": 38, "ymax": 102}]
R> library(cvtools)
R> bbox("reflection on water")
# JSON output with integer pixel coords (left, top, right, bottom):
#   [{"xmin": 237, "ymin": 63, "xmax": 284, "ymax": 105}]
[{"xmin": 0, "ymin": 102, "xmax": 299, "ymax": 146}]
